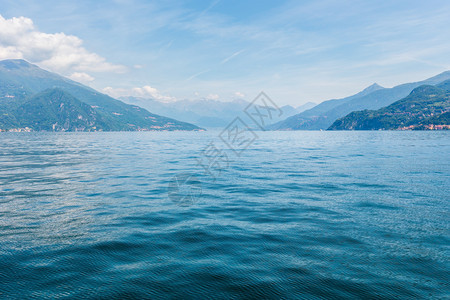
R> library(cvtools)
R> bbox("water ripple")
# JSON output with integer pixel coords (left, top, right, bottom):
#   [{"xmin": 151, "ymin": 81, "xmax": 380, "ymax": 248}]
[{"xmin": 0, "ymin": 131, "xmax": 449, "ymax": 299}]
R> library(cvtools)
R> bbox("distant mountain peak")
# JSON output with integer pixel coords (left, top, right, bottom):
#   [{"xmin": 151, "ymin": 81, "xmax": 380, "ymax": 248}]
[
  {"xmin": 363, "ymin": 83, "xmax": 384, "ymax": 93},
  {"xmin": 346, "ymin": 82, "xmax": 385, "ymax": 99}
]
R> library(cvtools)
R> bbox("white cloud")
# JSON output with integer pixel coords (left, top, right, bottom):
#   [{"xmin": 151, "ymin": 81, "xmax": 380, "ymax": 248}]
[
  {"xmin": 0, "ymin": 15, "xmax": 126, "ymax": 77},
  {"xmin": 234, "ymin": 91, "xmax": 245, "ymax": 98},
  {"xmin": 132, "ymin": 86, "xmax": 176, "ymax": 102},
  {"xmin": 0, "ymin": 46, "xmax": 23, "ymax": 59},
  {"xmin": 102, "ymin": 87, "xmax": 128, "ymax": 98},
  {"xmin": 102, "ymin": 85, "xmax": 176, "ymax": 102},
  {"xmin": 206, "ymin": 93, "xmax": 219, "ymax": 100},
  {"xmin": 69, "ymin": 72, "xmax": 95, "ymax": 84}
]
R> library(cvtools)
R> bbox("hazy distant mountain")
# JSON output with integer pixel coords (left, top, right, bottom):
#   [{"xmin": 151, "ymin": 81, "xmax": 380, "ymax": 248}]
[
  {"xmin": 120, "ymin": 96, "xmax": 316, "ymax": 129},
  {"xmin": 328, "ymin": 80, "xmax": 450, "ymax": 130},
  {"xmin": 269, "ymin": 71, "xmax": 450, "ymax": 130},
  {"xmin": 0, "ymin": 59, "xmax": 200, "ymax": 131},
  {"xmin": 296, "ymin": 101, "xmax": 317, "ymax": 113}
]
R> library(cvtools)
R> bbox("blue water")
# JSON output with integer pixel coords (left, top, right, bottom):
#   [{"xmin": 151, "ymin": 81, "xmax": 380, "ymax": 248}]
[{"xmin": 0, "ymin": 131, "xmax": 449, "ymax": 299}]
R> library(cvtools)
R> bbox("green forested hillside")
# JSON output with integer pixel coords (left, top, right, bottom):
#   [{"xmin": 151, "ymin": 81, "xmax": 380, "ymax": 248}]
[
  {"xmin": 0, "ymin": 89, "xmax": 111, "ymax": 131},
  {"xmin": 328, "ymin": 80, "xmax": 450, "ymax": 130}
]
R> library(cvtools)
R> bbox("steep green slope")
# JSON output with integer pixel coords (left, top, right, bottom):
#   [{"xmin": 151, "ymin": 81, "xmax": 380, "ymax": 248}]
[
  {"xmin": 328, "ymin": 80, "xmax": 450, "ymax": 130},
  {"xmin": 11, "ymin": 89, "xmax": 111, "ymax": 131},
  {"xmin": 0, "ymin": 59, "xmax": 201, "ymax": 131}
]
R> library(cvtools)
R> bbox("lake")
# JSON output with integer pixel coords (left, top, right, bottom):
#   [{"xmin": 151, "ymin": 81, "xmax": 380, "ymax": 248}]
[{"xmin": 0, "ymin": 131, "xmax": 448, "ymax": 299}]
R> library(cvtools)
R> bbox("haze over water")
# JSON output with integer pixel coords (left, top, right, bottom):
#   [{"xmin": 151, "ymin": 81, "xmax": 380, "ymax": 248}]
[{"xmin": 0, "ymin": 131, "xmax": 448, "ymax": 299}]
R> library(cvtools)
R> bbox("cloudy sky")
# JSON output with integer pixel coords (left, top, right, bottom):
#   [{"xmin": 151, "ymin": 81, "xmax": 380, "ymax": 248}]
[{"xmin": 1, "ymin": 0, "xmax": 449, "ymax": 106}]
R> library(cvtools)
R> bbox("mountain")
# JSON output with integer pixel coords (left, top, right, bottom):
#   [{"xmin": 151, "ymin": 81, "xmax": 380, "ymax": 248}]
[
  {"xmin": 328, "ymin": 80, "xmax": 450, "ymax": 130},
  {"xmin": 268, "ymin": 71, "xmax": 450, "ymax": 130},
  {"xmin": 0, "ymin": 89, "xmax": 110, "ymax": 132},
  {"xmin": 295, "ymin": 101, "xmax": 317, "ymax": 113},
  {"xmin": 119, "ymin": 97, "xmax": 315, "ymax": 129},
  {"xmin": 120, "ymin": 97, "xmax": 247, "ymax": 128},
  {"xmin": 0, "ymin": 59, "xmax": 201, "ymax": 131}
]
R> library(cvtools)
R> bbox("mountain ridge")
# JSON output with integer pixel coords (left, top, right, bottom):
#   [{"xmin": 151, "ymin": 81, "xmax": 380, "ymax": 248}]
[
  {"xmin": 328, "ymin": 80, "xmax": 450, "ymax": 130},
  {"xmin": 268, "ymin": 71, "xmax": 450, "ymax": 130},
  {"xmin": 119, "ymin": 96, "xmax": 316, "ymax": 129},
  {"xmin": 0, "ymin": 59, "xmax": 201, "ymax": 132}
]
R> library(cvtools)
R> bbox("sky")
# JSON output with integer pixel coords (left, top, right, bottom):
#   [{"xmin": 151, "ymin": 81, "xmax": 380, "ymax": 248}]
[{"xmin": 0, "ymin": 0, "xmax": 450, "ymax": 106}]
